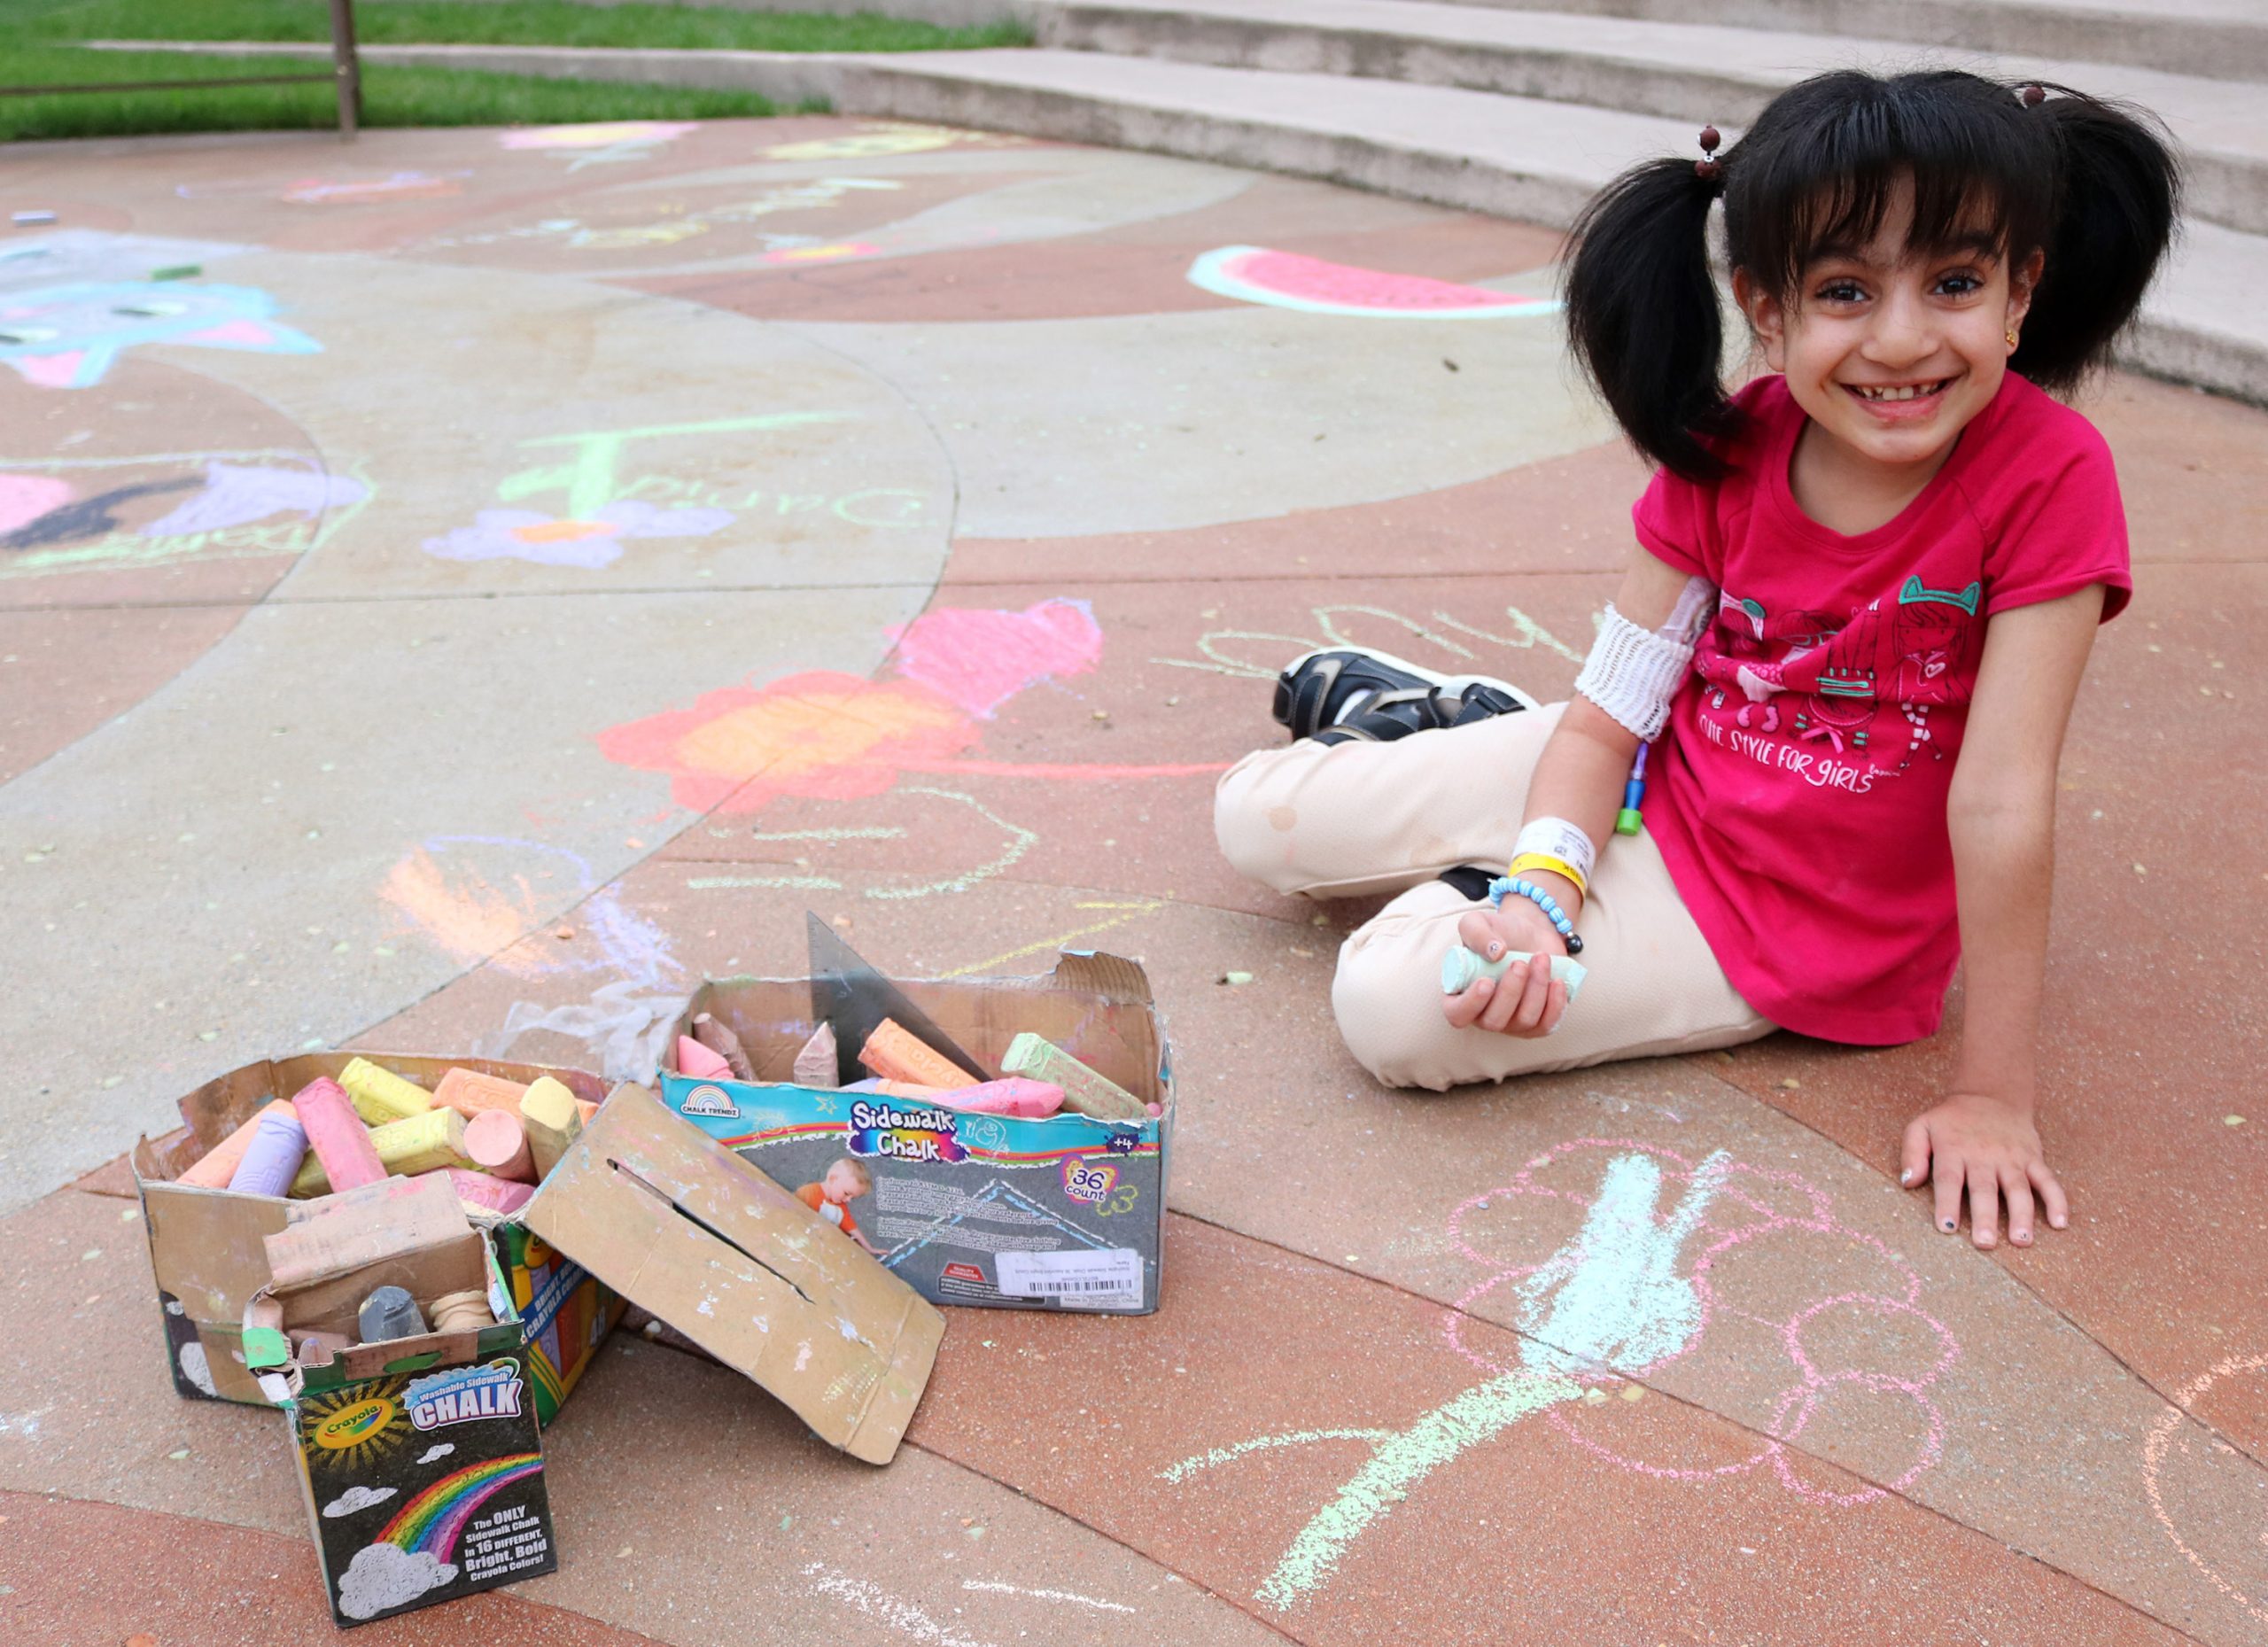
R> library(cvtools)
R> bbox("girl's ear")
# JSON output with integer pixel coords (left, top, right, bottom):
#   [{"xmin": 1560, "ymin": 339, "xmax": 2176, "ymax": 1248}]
[
  {"xmin": 2007, "ymin": 246, "xmax": 2046, "ymax": 333},
  {"xmin": 1734, "ymin": 268, "xmax": 1788, "ymax": 373}
]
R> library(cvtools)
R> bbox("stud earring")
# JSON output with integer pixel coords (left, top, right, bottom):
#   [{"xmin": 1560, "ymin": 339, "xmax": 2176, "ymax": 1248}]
[{"xmin": 2005, "ymin": 329, "xmax": 2019, "ymax": 349}]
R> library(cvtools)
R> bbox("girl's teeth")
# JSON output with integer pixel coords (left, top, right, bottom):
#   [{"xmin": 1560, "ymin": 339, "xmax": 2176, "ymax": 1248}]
[{"xmin": 1859, "ymin": 381, "xmax": 1942, "ymax": 401}]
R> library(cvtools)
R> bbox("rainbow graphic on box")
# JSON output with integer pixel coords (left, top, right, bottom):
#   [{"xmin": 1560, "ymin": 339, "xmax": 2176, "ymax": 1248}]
[{"xmin": 377, "ymin": 1453, "xmax": 544, "ymax": 1560}]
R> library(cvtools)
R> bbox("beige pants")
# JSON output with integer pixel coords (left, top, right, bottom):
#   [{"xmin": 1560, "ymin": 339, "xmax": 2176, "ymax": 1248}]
[{"xmin": 1215, "ymin": 703, "xmax": 1773, "ymax": 1090}]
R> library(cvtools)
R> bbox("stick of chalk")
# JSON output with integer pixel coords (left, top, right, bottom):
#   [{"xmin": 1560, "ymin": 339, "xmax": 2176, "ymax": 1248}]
[
  {"xmin": 226, "ymin": 1108, "xmax": 308, "ymax": 1198},
  {"xmin": 151, "ymin": 263, "xmax": 200, "ymax": 280},
  {"xmin": 177, "ymin": 1099, "xmax": 296, "ymax": 1189},
  {"xmin": 338, "ymin": 1057, "xmax": 433, "ymax": 1125},
  {"xmin": 432, "ymin": 1067, "xmax": 527, "ymax": 1119},
  {"xmin": 291, "ymin": 1105, "xmax": 470, "ymax": 1197},
  {"xmin": 1440, "ymin": 944, "xmax": 1587, "ymax": 1003},
  {"xmin": 792, "ymin": 1022, "xmax": 838, "ymax": 1089},
  {"xmin": 860, "ymin": 1018, "xmax": 972, "ymax": 1090},
  {"xmin": 934, "ymin": 1078, "xmax": 1063, "ymax": 1119},
  {"xmin": 12, "ymin": 210, "xmax": 57, "ymax": 227},
  {"xmin": 576, "ymin": 1098, "xmax": 597, "ymax": 1126},
  {"xmin": 692, "ymin": 1013, "xmax": 755, "ymax": 1081},
  {"xmin": 358, "ymin": 1286, "xmax": 426, "ymax": 1343},
  {"xmin": 520, "ymin": 1076, "xmax": 583, "ymax": 1180},
  {"xmin": 999, "ymin": 1034, "xmax": 1147, "ymax": 1122},
  {"xmin": 429, "ymin": 1290, "xmax": 493, "ymax": 1333},
  {"xmin": 292, "ymin": 1077, "xmax": 385, "ymax": 1194},
  {"xmin": 442, "ymin": 1167, "xmax": 533, "ymax": 1216},
  {"xmin": 675, "ymin": 1034, "xmax": 734, "ymax": 1081},
  {"xmin": 464, "ymin": 1109, "xmax": 535, "ymax": 1183}
]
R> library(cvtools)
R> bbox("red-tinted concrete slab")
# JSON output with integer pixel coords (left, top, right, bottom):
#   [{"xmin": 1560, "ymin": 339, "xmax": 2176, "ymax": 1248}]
[
  {"xmin": 2090, "ymin": 375, "xmax": 2268, "ymax": 564},
  {"xmin": 0, "ymin": 605, "xmax": 249, "ymax": 783},
  {"xmin": 946, "ymin": 439, "xmax": 1652, "ymax": 580},
  {"xmin": 908, "ymin": 1215, "xmax": 2182, "ymax": 1643},
  {"xmin": 1684, "ymin": 560, "xmax": 2268, "ymax": 1441},
  {"xmin": 0, "ymin": 1186, "xmax": 1281, "ymax": 1647},
  {"xmin": 0, "ymin": 1488, "xmax": 655, "ymax": 1647}
]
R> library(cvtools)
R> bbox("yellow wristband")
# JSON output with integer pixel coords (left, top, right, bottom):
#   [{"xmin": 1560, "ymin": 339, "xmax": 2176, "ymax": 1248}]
[{"xmin": 1508, "ymin": 852, "xmax": 1588, "ymax": 897}]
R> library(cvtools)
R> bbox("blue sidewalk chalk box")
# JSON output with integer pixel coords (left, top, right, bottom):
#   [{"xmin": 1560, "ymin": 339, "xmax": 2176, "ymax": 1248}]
[{"xmin": 659, "ymin": 952, "xmax": 1172, "ymax": 1315}]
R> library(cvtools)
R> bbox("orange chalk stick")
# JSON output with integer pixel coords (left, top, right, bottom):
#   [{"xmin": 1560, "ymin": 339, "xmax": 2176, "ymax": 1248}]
[
  {"xmin": 433, "ymin": 1067, "xmax": 528, "ymax": 1119},
  {"xmin": 176, "ymin": 1099, "xmax": 296, "ymax": 1189},
  {"xmin": 858, "ymin": 1019, "xmax": 972, "ymax": 1090}
]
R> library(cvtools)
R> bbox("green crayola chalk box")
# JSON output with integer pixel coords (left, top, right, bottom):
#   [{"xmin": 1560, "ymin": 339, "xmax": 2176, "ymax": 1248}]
[
  {"xmin": 490, "ymin": 1221, "xmax": 625, "ymax": 1426},
  {"xmin": 660, "ymin": 952, "xmax": 1171, "ymax": 1315}
]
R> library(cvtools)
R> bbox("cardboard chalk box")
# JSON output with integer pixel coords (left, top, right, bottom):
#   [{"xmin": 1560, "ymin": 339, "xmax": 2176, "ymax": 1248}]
[
  {"xmin": 134, "ymin": 1053, "xmax": 623, "ymax": 1419},
  {"xmin": 246, "ymin": 1177, "xmax": 558, "ymax": 1628},
  {"xmin": 658, "ymin": 952, "xmax": 1172, "ymax": 1315}
]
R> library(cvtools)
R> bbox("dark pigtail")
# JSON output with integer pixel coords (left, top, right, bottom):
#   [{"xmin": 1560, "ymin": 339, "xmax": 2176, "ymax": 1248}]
[
  {"xmin": 1563, "ymin": 157, "xmax": 1733, "ymax": 483},
  {"xmin": 2016, "ymin": 87, "xmax": 2181, "ymax": 392}
]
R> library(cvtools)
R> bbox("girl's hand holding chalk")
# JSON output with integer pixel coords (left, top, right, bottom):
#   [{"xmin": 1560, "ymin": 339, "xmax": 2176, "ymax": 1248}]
[{"xmin": 1442, "ymin": 904, "xmax": 1573, "ymax": 1038}]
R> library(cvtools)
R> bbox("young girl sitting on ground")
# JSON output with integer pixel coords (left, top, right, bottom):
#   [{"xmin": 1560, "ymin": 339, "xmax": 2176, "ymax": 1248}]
[{"xmin": 1215, "ymin": 70, "xmax": 2178, "ymax": 1251}]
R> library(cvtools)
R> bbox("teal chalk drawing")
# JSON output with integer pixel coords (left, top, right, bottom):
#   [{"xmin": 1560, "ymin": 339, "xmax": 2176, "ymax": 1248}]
[
  {"xmin": 1169, "ymin": 1149, "xmax": 1733, "ymax": 1611},
  {"xmin": 501, "ymin": 413, "xmax": 851, "ymax": 522}
]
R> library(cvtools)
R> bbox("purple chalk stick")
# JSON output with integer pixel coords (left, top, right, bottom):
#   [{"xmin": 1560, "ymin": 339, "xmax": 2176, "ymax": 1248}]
[{"xmin": 227, "ymin": 1109, "xmax": 308, "ymax": 1198}]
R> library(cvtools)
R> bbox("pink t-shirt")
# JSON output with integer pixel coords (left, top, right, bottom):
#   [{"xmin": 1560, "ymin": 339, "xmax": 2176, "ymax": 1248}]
[{"xmin": 1635, "ymin": 372, "xmax": 2131, "ymax": 1044}]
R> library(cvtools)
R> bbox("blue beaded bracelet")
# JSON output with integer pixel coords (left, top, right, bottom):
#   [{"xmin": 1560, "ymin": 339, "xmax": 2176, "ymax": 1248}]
[{"xmin": 1487, "ymin": 875, "xmax": 1585, "ymax": 955}]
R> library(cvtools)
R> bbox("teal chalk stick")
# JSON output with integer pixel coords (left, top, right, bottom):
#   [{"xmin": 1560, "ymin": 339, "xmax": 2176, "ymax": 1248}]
[{"xmin": 1441, "ymin": 944, "xmax": 1587, "ymax": 1003}]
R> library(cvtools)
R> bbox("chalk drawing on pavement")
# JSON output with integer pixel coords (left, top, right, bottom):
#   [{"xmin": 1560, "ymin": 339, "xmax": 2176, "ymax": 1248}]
[
  {"xmin": 1163, "ymin": 1140, "xmax": 1959, "ymax": 1611},
  {"xmin": 759, "ymin": 122, "xmax": 1026, "ymax": 162},
  {"xmin": 420, "ymin": 178, "xmax": 904, "ymax": 253},
  {"xmin": 686, "ymin": 785, "xmax": 1037, "ymax": 904},
  {"xmin": 886, "ymin": 599, "xmax": 1104, "ymax": 718},
  {"xmin": 0, "ymin": 281, "xmax": 322, "ymax": 389},
  {"xmin": 1153, "ymin": 602, "xmax": 1584, "ymax": 683},
  {"xmin": 423, "ymin": 413, "xmax": 858, "ymax": 569},
  {"xmin": 500, "ymin": 120, "xmax": 697, "ymax": 170},
  {"xmin": 1188, "ymin": 245, "xmax": 1564, "ymax": 321},
  {"xmin": 0, "ymin": 448, "xmax": 370, "ymax": 578},
  {"xmin": 2143, "ymin": 1353, "xmax": 2268, "ymax": 1627}
]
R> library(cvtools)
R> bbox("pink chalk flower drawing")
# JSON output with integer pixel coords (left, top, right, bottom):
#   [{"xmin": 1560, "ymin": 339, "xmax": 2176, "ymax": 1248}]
[
  {"xmin": 423, "ymin": 499, "xmax": 733, "ymax": 570},
  {"xmin": 1186, "ymin": 245, "xmax": 1562, "ymax": 320},
  {"xmin": 1164, "ymin": 1139, "xmax": 1957, "ymax": 1612}
]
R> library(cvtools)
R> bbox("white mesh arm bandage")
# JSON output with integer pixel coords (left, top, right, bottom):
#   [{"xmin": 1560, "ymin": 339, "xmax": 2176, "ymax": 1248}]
[{"xmin": 1574, "ymin": 598, "xmax": 1703, "ymax": 741}]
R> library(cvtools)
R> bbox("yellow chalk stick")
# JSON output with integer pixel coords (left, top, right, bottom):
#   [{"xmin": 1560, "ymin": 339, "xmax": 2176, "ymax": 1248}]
[
  {"xmin": 519, "ymin": 1076, "xmax": 583, "ymax": 1180},
  {"xmin": 338, "ymin": 1057, "xmax": 434, "ymax": 1125},
  {"xmin": 290, "ymin": 1106, "xmax": 470, "ymax": 1197}
]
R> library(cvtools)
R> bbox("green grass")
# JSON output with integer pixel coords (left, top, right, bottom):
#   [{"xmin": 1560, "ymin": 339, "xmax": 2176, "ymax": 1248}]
[
  {"xmin": 0, "ymin": 0, "xmax": 1026, "ymax": 142},
  {"xmin": 20, "ymin": 0, "xmax": 1029, "ymax": 54}
]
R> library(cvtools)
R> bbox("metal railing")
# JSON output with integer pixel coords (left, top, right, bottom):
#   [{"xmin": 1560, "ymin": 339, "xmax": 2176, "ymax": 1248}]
[{"xmin": 0, "ymin": 0, "xmax": 362, "ymax": 137}]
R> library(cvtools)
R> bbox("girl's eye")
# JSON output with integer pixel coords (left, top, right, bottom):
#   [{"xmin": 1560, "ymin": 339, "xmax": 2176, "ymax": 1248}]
[
  {"xmin": 1816, "ymin": 280, "xmax": 1867, "ymax": 304},
  {"xmin": 1936, "ymin": 270, "xmax": 1984, "ymax": 296}
]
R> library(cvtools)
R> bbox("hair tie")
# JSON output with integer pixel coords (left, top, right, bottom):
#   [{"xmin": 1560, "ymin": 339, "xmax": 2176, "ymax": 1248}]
[
  {"xmin": 2019, "ymin": 84, "xmax": 2046, "ymax": 107},
  {"xmin": 1694, "ymin": 125, "xmax": 1723, "ymax": 184}
]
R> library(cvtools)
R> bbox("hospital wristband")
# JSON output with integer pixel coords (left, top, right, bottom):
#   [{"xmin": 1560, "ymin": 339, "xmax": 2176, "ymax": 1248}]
[{"xmin": 1507, "ymin": 851, "xmax": 1588, "ymax": 897}]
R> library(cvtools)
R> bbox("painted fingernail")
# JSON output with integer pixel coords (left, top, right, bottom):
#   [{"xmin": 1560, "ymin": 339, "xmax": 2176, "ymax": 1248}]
[
  {"xmin": 2013, "ymin": 1231, "xmax": 2031, "ymax": 1246},
  {"xmin": 1899, "ymin": 1168, "xmax": 1913, "ymax": 1185},
  {"xmin": 1486, "ymin": 941, "xmax": 1503, "ymax": 959},
  {"xmin": 1941, "ymin": 1219, "xmax": 1957, "ymax": 1232}
]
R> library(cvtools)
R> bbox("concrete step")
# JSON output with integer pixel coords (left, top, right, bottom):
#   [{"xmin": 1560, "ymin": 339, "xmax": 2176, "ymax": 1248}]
[
  {"xmin": 92, "ymin": 40, "xmax": 2268, "ymax": 406},
  {"xmin": 1030, "ymin": 0, "xmax": 2268, "ymax": 234},
  {"xmin": 1394, "ymin": 0, "xmax": 2268, "ymax": 85}
]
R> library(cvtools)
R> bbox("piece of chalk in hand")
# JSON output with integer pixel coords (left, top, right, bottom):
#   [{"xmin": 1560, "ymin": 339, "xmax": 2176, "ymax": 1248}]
[{"xmin": 1441, "ymin": 944, "xmax": 1586, "ymax": 1003}]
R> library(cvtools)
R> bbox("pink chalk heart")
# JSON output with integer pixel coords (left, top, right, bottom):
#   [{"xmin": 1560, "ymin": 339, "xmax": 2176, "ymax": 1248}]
[
  {"xmin": 888, "ymin": 598, "xmax": 1103, "ymax": 718},
  {"xmin": 0, "ymin": 473, "xmax": 74, "ymax": 535}
]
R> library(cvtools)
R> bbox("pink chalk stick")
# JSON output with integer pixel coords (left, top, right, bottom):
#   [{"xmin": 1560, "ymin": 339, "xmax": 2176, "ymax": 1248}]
[
  {"xmin": 463, "ymin": 1108, "xmax": 535, "ymax": 1183},
  {"xmin": 443, "ymin": 1167, "xmax": 534, "ymax": 1216},
  {"xmin": 291, "ymin": 1076, "xmax": 385, "ymax": 1193},
  {"xmin": 936, "ymin": 1078, "xmax": 1063, "ymax": 1119},
  {"xmin": 675, "ymin": 1035, "xmax": 734, "ymax": 1080}
]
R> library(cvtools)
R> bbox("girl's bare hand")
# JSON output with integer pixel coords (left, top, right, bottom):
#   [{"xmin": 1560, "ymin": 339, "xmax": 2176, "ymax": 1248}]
[
  {"xmin": 1900, "ymin": 1092, "xmax": 2069, "ymax": 1249},
  {"xmin": 1442, "ymin": 905, "xmax": 1570, "ymax": 1038}
]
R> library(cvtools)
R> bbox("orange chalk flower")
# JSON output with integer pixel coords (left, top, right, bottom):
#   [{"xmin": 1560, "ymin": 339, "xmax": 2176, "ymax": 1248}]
[{"xmin": 596, "ymin": 670, "xmax": 978, "ymax": 812}]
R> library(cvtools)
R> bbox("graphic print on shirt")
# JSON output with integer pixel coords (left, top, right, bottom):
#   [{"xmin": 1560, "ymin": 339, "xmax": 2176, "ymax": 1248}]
[{"xmin": 1689, "ymin": 574, "xmax": 1980, "ymax": 787}]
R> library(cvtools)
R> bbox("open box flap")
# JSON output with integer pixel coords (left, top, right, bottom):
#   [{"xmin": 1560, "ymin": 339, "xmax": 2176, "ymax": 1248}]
[{"xmin": 520, "ymin": 1084, "xmax": 943, "ymax": 1465}]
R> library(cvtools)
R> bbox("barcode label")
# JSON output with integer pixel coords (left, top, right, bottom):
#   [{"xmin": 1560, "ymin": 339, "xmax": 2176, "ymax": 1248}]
[{"xmin": 996, "ymin": 1247, "xmax": 1143, "ymax": 1304}]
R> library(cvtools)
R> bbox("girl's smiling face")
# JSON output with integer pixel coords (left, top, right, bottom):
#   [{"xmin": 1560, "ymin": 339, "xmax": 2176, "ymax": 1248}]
[{"xmin": 1738, "ymin": 181, "xmax": 2042, "ymax": 477}]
